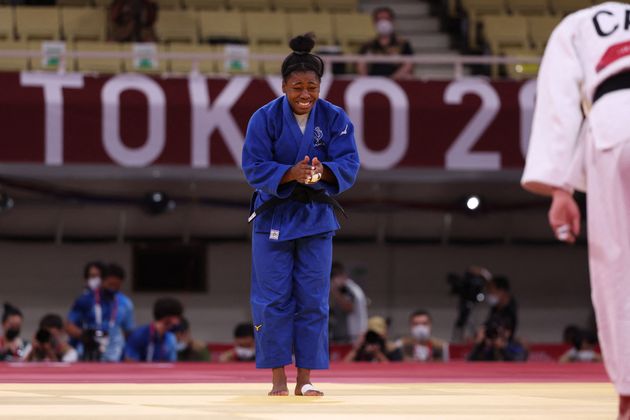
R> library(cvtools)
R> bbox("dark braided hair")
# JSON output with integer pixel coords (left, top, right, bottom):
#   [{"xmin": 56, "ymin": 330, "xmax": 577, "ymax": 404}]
[{"xmin": 281, "ymin": 33, "xmax": 324, "ymax": 80}]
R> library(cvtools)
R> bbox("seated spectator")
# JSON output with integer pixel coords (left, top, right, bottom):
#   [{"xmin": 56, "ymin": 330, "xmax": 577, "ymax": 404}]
[
  {"xmin": 559, "ymin": 327, "xmax": 602, "ymax": 363},
  {"xmin": 83, "ymin": 261, "xmax": 106, "ymax": 292},
  {"xmin": 344, "ymin": 316, "xmax": 402, "ymax": 362},
  {"xmin": 357, "ymin": 7, "xmax": 414, "ymax": 79},
  {"xmin": 124, "ymin": 297, "xmax": 183, "ymax": 362},
  {"xmin": 468, "ymin": 319, "xmax": 527, "ymax": 362},
  {"xmin": 219, "ymin": 323, "xmax": 255, "ymax": 363},
  {"xmin": 330, "ymin": 261, "xmax": 368, "ymax": 344},
  {"xmin": 26, "ymin": 314, "xmax": 78, "ymax": 363},
  {"xmin": 0, "ymin": 303, "xmax": 29, "ymax": 361},
  {"xmin": 66, "ymin": 263, "xmax": 135, "ymax": 362},
  {"xmin": 484, "ymin": 275, "xmax": 518, "ymax": 340},
  {"xmin": 109, "ymin": 0, "xmax": 158, "ymax": 43},
  {"xmin": 175, "ymin": 318, "xmax": 210, "ymax": 362},
  {"xmin": 396, "ymin": 309, "xmax": 448, "ymax": 362}
]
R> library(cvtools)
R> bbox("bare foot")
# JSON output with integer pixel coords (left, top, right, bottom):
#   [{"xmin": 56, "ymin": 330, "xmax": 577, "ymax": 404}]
[
  {"xmin": 295, "ymin": 367, "xmax": 324, "ymax": 396},
  {"xmin": 268, "ymin": 367, "xmax": 289, "ymax": 396}
]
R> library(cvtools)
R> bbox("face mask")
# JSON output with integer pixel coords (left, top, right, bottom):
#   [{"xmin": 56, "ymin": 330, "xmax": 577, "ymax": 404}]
[
  {"xmin": 411, "ymin": 325, "xmax": 431, "ymax": 341},
  {"xmin": 375, "ymin": 19, "xmax": 394, "ymax": 36},
  {"xmin": 87, "ymin": 277, "xmax": 101, "ymax": 291},
  {"xmin": 234, "ymin": 346, "xmax": 255, "ymax": 360},
  {"xmin": 486, "ymin": 294, "xmax": 499, "ymax": 306},
  {"xmin": 176, "ymin": 341, "xmax": 188, "ymax": 352},
  {"xmin": 576, "ymin": 350, "xmax": 596, "ymax": 362},
  {"xmin": 5, "ymin": 327, "xmax": 20, "ymax": 341}
]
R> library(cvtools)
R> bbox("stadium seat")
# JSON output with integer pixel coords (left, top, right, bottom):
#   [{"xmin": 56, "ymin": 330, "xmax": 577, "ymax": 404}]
[
  {"xmin": 74, "ymin": 41, "xmax": 123, "ymax": 73},
  {"xmin": 528, "ymin": 15, "xmax": 561, "ymax": 52},
  {"xmin": 125, "ymin": 42, "xmax": 167, "ymax": 73},
  {"xmin": 287, "ymin": 12, "xmax": 334, "ymax": 46},
  {"xmin": 0, "ymin": 40, "xmax": 29, "ymax": 71},
  {"xmin": 15, "ymin": 6, "xmax": 60, "ymax": 41},
  {"xmin": 549, "ymin": 0, "xmax": 592, "ymax": 16},
  {"xmin": 93, "ymin": 0, "xmax": 113, "ymax": 8},
  {"xmin": 461, "ymin": 0, "xmax": 507, "ymax": 48},
  {"xmin": 228, "ymin": 0, "xmax": 270, "ymax": 12},
  {"xmin": 332, "ymin": 12, "xmax": 374, "ymax": 52},
  {"xmin": 273, "ymin": 0, "xmax": 313, "ymax": 12},
  {"xmin": 507, "ymin": 0, "xmax": 550, "ymax": 16},
  {"xmin": 168, "ymin": 42, "xmax": 216, "ymax": 73},
  {"xmin": 199, "ymin": 10, "xmax": 245, "ymax": 43},
  {"xmin": 155, "ymin": 0, "xmax": 182, "ymax": 9},
  {"xmin": 0, "ymin": 6, "xmax": 14, "ymax": 41},
  {"xmin": 482, "ymin": 15, "xmax": 529, "ymax": 53},
  {"xmin": 184, "ymin": 0, "xmax": 227, "ymax": 10},
  {"xmin": 155, "ymin": 10, "xmax": 197, "ymax": 44},
  {"xmin": 314, "ymin": 0, "xmax": 357, "ymax": 13},
  {"xmin": 57, "ymin": 0, "xmax": 93, "ymax": 6},
  {"xmin": 254, "ymin": 43, "xmax": 288, "ymax": 75},
  {"xmin": 244, "ymin": 11, "xmax": 287, "ymax": 46},
  {"xmin": 62, "ymin": 7, "xmax": 106, "ymax": 42},
  {"xmin": 502, "ymin": 47, "xmax": 540, "ymax": 79}
]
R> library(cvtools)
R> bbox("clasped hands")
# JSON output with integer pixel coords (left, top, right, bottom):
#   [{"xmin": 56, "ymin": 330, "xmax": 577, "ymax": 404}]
[{"xmin": 289, "ymin": 155, "xmax": 323, "ymax": 184}]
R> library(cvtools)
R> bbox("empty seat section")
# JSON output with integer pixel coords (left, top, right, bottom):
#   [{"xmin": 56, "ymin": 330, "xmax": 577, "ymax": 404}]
[
  {"xmin": 244, "ymin": 11, "xmax": 287, "ymax": 45},
  {"xmin": 288, "ymin": 12, "xmax": 333, "ymax": 45},
  {"xmin": 155, "ymin": 10, "xmax": 197, "ymax": 43},
  {"xmin": 62, "ymin": 7, "xmax": 106, "ymax": 42},
  {"xmin": 15, "ymin": 6, "xmax": 60, "ymax": 41}
]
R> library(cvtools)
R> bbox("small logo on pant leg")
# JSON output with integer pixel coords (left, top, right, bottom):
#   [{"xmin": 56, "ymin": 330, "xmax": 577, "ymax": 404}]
[
  {"xmin": 269, "ymin": 230, "xmax": 279, "ymax": 240},
  {"xmin": 254, "ymin": 324, "xmax": 262, "ymax": 332}
]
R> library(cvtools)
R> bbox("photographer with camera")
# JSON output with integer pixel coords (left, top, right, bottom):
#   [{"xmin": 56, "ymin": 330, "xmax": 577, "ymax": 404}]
[
  {"xmin": 26, "ymin": 314, "xmax": 78, "ymax": 362},
  {"xmin": 484, "ymin": 276, "xmax": 518, "ymax": 340},
  {"xmin": 66, "ymin": 263, "xmax": 135, "ymax": 362},
  {"xmin": 468, "ymin": 318, "xmax": 527, "ymax": 362},
  {"xmin": 344, "ymin": 316, "xmax": 402, "ymax": 363},
  {"xmin": 124, "ymin": 298, "xmax": 183, "ymax": 362}
]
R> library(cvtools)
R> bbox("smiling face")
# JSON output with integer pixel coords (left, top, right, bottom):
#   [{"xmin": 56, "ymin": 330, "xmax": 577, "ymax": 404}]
[{"xmin": 282, "ymin": 70, "xmax": 320, "ymax": 115}]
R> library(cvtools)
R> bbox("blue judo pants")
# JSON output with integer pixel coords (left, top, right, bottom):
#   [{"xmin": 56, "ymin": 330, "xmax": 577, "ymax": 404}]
[{"xmin": 251, "ymin": 232, "xmax": 332, "ymax": 369}]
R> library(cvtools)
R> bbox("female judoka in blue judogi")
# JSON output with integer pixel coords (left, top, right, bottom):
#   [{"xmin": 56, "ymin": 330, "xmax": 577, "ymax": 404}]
[{"xmin": 242, "ymin": 33, "xmax": 360, "ymax": 397}]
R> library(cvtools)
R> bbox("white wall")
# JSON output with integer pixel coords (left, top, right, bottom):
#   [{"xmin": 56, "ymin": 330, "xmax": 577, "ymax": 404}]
[{"xmin": 0, "ymin": 240, "xmax": 592, "ymax": 343}]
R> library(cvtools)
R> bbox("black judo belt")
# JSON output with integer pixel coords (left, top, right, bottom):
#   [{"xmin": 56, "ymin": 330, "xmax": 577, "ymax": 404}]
[
  {"xmin": 593, "ymin": 71, "xmax": 630, "ymax": 104},
  {"xmin": 248, "ymin": 184, "xmax": 347, "ymax": 223}
]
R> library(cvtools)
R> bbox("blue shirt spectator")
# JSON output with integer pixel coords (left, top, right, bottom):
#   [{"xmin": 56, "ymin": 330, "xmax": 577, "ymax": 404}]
[
  {"xmin": 124, "ymin": 324, "xmax": 177, "ymax": 362},
  {"xmin": 124, "ymin": 297, "xmax": 183, "ymax": 363},
  {"xmin": 66, "ymin": 263, "xmax": 134, "ymax": 362}
]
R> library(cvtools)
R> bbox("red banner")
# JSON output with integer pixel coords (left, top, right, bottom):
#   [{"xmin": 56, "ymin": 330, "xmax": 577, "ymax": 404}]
[{"xmin": 0, "ymin": 72, "xmax": 535, "ymax": 171}]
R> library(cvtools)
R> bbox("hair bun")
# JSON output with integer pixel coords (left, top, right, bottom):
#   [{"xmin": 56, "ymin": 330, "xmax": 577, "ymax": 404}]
[{"xmin": 289, "ymin": 33, "xmax": 315, "ymax": 54}]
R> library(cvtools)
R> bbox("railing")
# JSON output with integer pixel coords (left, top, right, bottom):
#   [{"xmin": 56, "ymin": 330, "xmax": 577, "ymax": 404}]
[{"xmin": 0, "ymin": 49, "xmax": 542, "ymax": 79}]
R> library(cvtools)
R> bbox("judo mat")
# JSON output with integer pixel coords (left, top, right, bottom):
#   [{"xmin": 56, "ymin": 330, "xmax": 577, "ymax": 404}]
[{"xmin": 0, "ymin": 362, "xmax": 616, "ymax": 419}]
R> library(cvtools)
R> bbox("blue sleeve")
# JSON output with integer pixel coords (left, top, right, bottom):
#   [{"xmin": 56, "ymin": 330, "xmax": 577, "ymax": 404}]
[
  {"xmin": 121, "ymin": 298, "xmax": 134, "ymax": 333},
  {"xmin": 242, "ymin": 109, "xmax": 295, "ymax": 199},
  {"xmin": 124, "ymin": 330, "xmax": 143, "ymax": 361},
  {"xmin": 165, "ymin": 333, "xmax": 177, "ymax": 362},
  {"xmin": 67, "ymin": 295, "xmax": 88, "ymax": 327},
  {"xmin": 322, "ymin": 111, "xmax": 360, "ymax": 196}
]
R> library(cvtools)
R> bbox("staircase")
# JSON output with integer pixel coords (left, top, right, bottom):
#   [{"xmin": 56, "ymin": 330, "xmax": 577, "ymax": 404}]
[{"xmin": 360, "ymin": 0, "xmax": 465, "ymax": 79}]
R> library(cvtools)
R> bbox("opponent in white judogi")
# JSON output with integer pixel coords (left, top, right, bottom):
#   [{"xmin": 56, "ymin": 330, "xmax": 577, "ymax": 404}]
[{"xmin": 522, "ymin": 2, "xmax": 630, "ymax": 417}]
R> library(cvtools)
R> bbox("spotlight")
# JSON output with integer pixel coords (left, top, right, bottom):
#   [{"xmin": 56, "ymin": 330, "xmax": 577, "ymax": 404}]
[
  {"xmin": 464, "ymin": 195, "xmax": 482, "ymax": 212},
  {"xmin": 0, "ymin": 192, "xmax": 14, "ymax": 212},
  {"xmin": 144, "ymin": 192, "xmax": 176, "ymax": 215}
]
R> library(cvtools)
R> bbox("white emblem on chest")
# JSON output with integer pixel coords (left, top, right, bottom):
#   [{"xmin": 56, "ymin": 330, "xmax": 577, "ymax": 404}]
[{"xmin": 313, "ymin": 127, "xmax": 325, "ymax": 147}]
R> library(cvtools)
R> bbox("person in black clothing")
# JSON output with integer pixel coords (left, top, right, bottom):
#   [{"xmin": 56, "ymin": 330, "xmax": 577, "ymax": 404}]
[
  {"xmin": 484, "ymin": 275, "xmax": 518, "ymax": 340},
  {"xmin": 357, "ymin": 7, "xmax": 414, "ymax": 78},
  {"xmin": 468, "ymin": 318, "xmax": 527, "ymax": 362}
]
